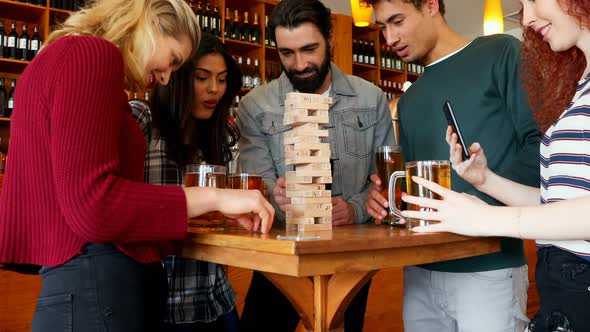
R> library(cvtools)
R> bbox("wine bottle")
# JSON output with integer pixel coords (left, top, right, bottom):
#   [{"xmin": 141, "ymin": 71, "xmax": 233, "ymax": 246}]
[
  {"xmin": 251, "ymin": 13, "xmax": 261, "ymax": 44},
  {"xmin": 369, "ymin": 41, "xmax": 376, "ymax": 66},
  {"xmin": 252, "ymin": 58, "xmax": 260, "ymax": 87},
  {"xmin": 202, "ymin": 3, "xmax": 210, "ymax": 35},
  {"xmin": 7, "ymin": 22, "xmax": 18, "ymax": 59},
  {"xmin": 231, "ymin": 10, "xmax": 240, "ymax": 40},
  {"xmin": 352, "ymin": 39, "xmax": 358, "ymax": 63},
  {"xmin": 0, "ymin": 79, "xmax": 7, "ymax": 117},
  {"xmin": 211, "ymin": 6, "xmax": 220, "ymax": 37},
  {"xmin": 195, "ymin": 2, "xmax": 203, "ymax": 32},
  {"xmin": 241, "ymin": 12, "xmax": 251, "ymax": 43},
  {"xmin": 264, "ymin": 16, "xmax": 269, "ymax": 46},
  {"xmin": 18, "ymin": 24, "xmax": 30, "ymax": 61},
  {"xmin": 224, "ymin": 8, "xmax": 231, "ymax": 39},
  {"xmin": 29, "ymin": 24, "xmax": 41, "ymax": 60},
  {"xmin": 0, "ymin": 21, "xmax": 6, "ymax": 59},
  {"xmin": 6, "ymin": 79, "xmax": 16, "ymax": 118}
]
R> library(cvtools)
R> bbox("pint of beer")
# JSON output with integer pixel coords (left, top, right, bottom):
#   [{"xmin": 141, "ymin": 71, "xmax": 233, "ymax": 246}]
[
  {"xmin": 228, "ymin": 173, "xmax": 263, "ymax": 192},
  {"xmin": 388, "ymin": 160, "xmax": 451, "ymax": 229},
  {"xmin": 185, "ymin": 164, "xmax": 227, "ymax": 227},
  {"xmin": 375, "ymin": 146, "xmax": 404, "ymax": 226}
]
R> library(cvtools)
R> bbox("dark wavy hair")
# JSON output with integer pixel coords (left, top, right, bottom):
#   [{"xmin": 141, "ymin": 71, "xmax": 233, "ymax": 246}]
[
  {"xmin": 268, "ymin": 0, "xmax": 333, "ymax": 44},
  {"xmin": 521, "ymin": 0, "xmax": 588, "ymax": 131},
  {"xmin": 152, "ymin": 33, "xmax": 242, "ymax": 167},
  {"xmin": 365, "ymin": 0, "xmax": 446, "ymax": 16}
]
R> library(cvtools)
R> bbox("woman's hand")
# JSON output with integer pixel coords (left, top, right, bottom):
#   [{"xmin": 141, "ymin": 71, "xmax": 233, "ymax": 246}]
[
  {"xmin": 446, "ymin": 126, "xmax": 489, "ymax": 188},
  {"xmin": 401, "ymin": 176, "xmax": 495, "ymax": 237},
  {"xmin": 215, "ymin": 188, "xmax": 274, "ymax": 233}
]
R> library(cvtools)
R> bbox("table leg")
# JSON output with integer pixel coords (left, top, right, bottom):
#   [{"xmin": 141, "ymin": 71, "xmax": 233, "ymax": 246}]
[{"xmin": 262, "ymin": 270, "xmax": 377, "ymax": 332}]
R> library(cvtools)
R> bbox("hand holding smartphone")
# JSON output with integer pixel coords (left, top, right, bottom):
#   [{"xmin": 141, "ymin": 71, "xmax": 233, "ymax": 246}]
[{"xmin": 442, "ymin": 100, "xmax": 471, "ymax": 160}]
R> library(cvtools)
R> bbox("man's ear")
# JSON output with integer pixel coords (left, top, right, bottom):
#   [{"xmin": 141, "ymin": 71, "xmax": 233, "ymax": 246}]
[{"xmin": 426, "ymin": 0, "xmax": 441, "ymax": 17}]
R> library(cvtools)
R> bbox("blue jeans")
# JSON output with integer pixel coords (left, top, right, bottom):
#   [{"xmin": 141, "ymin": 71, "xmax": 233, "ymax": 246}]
[
  {"xmin": 160, "ymin": 308, "xmax": 240, "ymax": 332},
  {"xmin": 32, "ymin": 243, "xmax": 167, "ymax": 332}
]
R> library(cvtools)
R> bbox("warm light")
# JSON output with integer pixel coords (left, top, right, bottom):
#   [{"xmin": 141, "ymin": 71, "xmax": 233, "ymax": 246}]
[
  {"xmin": 351, "ymin": 0, "xmax": 373, "ymax": 27},
  {"xmin": 483, "ymin": 0, "xmax": 504, "ymax": 35}
]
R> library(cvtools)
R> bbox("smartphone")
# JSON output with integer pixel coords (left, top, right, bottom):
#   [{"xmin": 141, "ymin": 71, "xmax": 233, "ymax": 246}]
[{"xmin": 442, "ymin": 100, "xmax": 471, "ymax": 160}]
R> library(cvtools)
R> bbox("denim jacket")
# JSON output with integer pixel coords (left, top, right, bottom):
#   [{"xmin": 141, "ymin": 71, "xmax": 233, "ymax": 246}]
[{"xmin": 237, "ymin": 63, "xmax": 394, "ymax": 226}]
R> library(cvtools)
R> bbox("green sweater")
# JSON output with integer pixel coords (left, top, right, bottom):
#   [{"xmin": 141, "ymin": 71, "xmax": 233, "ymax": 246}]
[{"xmin": 398, "ymin": 34, "xmax": 541, "ymax": 272}]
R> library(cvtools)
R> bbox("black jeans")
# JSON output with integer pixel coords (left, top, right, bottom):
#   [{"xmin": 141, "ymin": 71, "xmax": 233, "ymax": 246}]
[
  {"xmin": 240, "ymin": 271, "xmax": 371, "ymax": 332},
  {"xmin": 529, "ymin": 246, "xmax": 590, "ymax": 332},
  {"xmin": 32, "ymin": 243, "xmax": 167, "ymax": 332}
]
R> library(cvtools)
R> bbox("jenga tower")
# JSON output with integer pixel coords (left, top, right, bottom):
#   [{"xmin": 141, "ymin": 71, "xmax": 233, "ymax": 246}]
[{"xmin": 283, "ymin": 92, "xmax": 333, "ymax": 232}]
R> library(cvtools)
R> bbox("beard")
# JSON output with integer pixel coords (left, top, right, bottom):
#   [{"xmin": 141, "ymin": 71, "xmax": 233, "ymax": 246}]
[{"xmin": 285, "ymin": 49, "xmax": 331, "ymax": 93}]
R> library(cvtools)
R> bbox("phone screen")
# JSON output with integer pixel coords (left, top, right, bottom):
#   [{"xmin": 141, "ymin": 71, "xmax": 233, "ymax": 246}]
[{"xmin": 443, "ymin": 100, "xmax": 470, "ymax": 160}]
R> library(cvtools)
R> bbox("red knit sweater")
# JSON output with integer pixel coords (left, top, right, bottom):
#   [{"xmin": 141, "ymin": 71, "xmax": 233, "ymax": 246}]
[{"xmin": 0, "ymin": 36, "xmax": 188, "ymax": 266}]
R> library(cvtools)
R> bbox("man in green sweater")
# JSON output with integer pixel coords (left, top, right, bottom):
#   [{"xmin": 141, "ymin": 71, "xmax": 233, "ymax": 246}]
[{"xmin": 365, "ymin": 0, "xmax": 541, "ymax": 331}]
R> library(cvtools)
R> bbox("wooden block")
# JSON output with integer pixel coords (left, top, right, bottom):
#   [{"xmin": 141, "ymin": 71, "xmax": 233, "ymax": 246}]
[
  {"xmin": 285, "ymin": 148, "xmax": 331, "ymax": 159},
  {"xmin": 294, "ymin": 122, "xmax": 320, "ymax": 130},
  {"xmin": 286, "ymin": 208, "xmax": 332, "ymax": 218},
  {"xmin": 286, "ymin": 155, "xmax": 330, "ymax": 165},
  {"xmin": 286, "ymin": 223, "xmax": 333, "ymax": 232},
  {"xmin": 295, "ymin": 169, "xmax": 332, "ymax": 177},
  {"xmin": 286, "ymin": 183, "xmax": 326, "ymax": 191},
  {"xmin": 284, "ymin": 203, "xmax": 332, "ymax": 211},
  {"xmin": 284, "ymin": 114, "xmax": 330, "ymax": 126},
  {"xmin": 316, "ymin": 216, "xmax": 333, "ymax": 224},
  {"xmin": 285, "ymin": 190, "xmax": 331, "ymax": 198},
  {"xmin": 284, "ymin": 136, "xmax": 321, "ymax": 145},
  {"xmin": 284, "ymin": 129, "xmax": 329, "ymax": 138},
  {"xmin": 285, "ymin": 217, "xmax": 316, "ymax": 225},
  {"xmin": 292, "ymin": 143, "xmax": 330, "ymax": 152},
  {"xmin": 285, "ymin": 92, "xmax": 333, "ymax": 105},
  {"xmin": 290, "ymin": 197, "xmax": 333, "ymax": 204},
  {"xmin": 285, "ymin": 171, "xmax": 332, "ymax": 184}
]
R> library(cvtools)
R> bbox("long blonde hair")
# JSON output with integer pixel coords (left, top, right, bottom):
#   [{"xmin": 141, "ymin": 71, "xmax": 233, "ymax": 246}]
[{"xmin": 46, "ymin": 0, "xmax": 200, "ymax": 90}]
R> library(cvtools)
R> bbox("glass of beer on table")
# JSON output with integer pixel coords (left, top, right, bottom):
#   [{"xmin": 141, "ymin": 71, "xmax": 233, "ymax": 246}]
[
  {"xmin": 227, "ymin": 173, "xmax": 263, "ymax": 192},
  {"xmin": 185, "ymin": 164, "xmax": 227, "ymax": 227},
  {"xmin": 375, "ymin": 145, "xmax": 404, "ymax": 226},
  {"xmin": 387, "ymin": 160, "xmax": 451, "ymax": 229}
]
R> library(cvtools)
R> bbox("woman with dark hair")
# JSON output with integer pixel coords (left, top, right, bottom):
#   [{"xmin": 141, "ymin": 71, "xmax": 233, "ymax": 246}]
[
  {"xmin": 131, "ymin": 34, "xmax": 253, "ymax": 332},
  {"xmin": 402, "ymin": 0, "xmax": 590, "ymax": 330}
]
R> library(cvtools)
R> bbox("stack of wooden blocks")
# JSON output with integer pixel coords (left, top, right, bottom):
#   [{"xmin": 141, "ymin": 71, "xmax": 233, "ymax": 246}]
[{"xmin": 283, "ymin": 92, "xmax": 333, "ymax": 232}]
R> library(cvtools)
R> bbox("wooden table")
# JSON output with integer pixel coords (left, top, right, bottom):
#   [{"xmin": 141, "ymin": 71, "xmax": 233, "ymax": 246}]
[{"xmin": 178, "ymin": 224, "xmax": 499, "ymax": 332}]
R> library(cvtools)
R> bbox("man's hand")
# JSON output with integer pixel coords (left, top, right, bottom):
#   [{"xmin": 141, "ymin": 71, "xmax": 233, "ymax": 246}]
[
  {"xmin": 272, "ymin": 176, "xmax": 290, "ymax": 212},
  {"xmin": 332, "ymin": 197, "xmax": 355, "ymax": 226},
  {"xmin": 365, "ymin": 174, "xmax": 389, "ymax": 221}
]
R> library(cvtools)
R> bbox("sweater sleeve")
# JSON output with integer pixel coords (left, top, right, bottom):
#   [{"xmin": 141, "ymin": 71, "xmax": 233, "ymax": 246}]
[
  {"xmin": 50, "ymin": 36, "xmax": 187, "ymax": 244},
  {"xmin": 495, "ymin": 37, "xmax": 542, "ymax": 187}
]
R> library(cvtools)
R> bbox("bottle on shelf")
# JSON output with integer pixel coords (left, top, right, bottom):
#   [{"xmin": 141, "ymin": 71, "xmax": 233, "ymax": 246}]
[
  {"xmin": 264, "ymin": 16, "xmax": 270, "ymax": 46},
  {"xmin": 195, "ymin": 2, "xmax": 204, "ymax": 32},
  {"xmin": 7, "ymin": 22, "xmax": 18, "ymax": 59},
  {"xmin": 202, "ymin": 3, "xmax": 211, "ymax": 35},
  {"xmin": 18, "ymin": 24, "xmax": 30, "ymax": 61},
  {"xmin": 144, "ymin": 91, "xmax": 150, "ymax": 102},
  {"xmin": 224, "ymin": 8, "xmax": 231, "ymax": 39},
  {"xmin": 363, "ymin": 40, "xmax": 369, "ymax": 65},
  {"xmin": 0, "ymin": 21, "xmax": 6, "ymax": 58},
  {"xmin": 352, "ymin": 39, "xmax": 358, "ymax": 63},
  {"xmin": 211, "ymin": 5, "xmax": 220, "ymax": 37},
  {"xmin": 252, "ymin": 58, "xmax": 260, "ymax": 87},
  {"xmin": 231, "ymin": 10, "xmax": 241, "ymax": 40},
  {"xmin": 0, "ymin": 78, "xmax": 7, "ymax": 117},
  {"xmin": 251, "ymin": 13, "xmax": 261, "ymax": 44},
  {"xmin": 241, "ymin": 12, "xmax": 251, "ymax": 43},
  {"xmin": 29, "ymin": 24, "xmax": 41, "ymax": 60},
  {"xmin": 243, "ymin": 57, "xmax": 252, "ymax": 88},
  {"xmin": 369, "ymin": 41, "xmax": 376, "ymax": 66},
  {"xmin": 6, "ymin": 79, "xmax": 16, "ymax": 118},
  {"xmin": 50, "ymin": 0, "xmax": 59, "ymax": 9},
  {"xmin": 0, "ymin": 137, "xmax": 5, "ymax": 175}
]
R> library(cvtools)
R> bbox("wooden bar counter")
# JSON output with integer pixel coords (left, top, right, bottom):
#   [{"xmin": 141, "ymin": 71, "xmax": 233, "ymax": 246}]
[{"xmin": 178, "ymin": 223, "xmax": 500, "ymax": 332}]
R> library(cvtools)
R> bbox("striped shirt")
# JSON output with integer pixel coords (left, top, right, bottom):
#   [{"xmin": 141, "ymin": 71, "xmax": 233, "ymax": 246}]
[
  {"xmin": 537, "ymin": 74, "xmax": 590, "ymax": 261},
  {"xmin": 130, "ymin": 100, "xmax": 236, "ymax": 323}
]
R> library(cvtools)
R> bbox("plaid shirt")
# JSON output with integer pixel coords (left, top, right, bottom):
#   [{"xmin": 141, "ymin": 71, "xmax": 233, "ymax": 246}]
[{"xmin": 130, "ymin": 100, "xmax": 236, "ymax": 323}]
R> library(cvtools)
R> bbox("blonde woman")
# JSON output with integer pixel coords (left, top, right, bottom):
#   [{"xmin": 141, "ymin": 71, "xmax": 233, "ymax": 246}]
[{"xmin": 0, "ymin": 0, "xmax": 273, "ymax": 331}]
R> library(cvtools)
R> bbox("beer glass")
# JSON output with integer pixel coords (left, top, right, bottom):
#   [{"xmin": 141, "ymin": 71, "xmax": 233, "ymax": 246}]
[
  {"xmin": 185, "ymin": 164, "xmax": 227, "ymax": 227},
  {"xmin": 228, "ymin": 173, "xmax": 263, "ymax": 192},
  {"xmin": 375, "ymin": 145, "xmax": 404, "ymax": 226},
  {"xmin": 388, "ymin": 160, "xmax": 451, "ymax": 229}
]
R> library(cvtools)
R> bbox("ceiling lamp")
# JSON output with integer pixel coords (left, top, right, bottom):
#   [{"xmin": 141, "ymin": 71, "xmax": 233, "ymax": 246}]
[
  {"xmin": 351, "ymin": 0, "xmax": 373, "ymax": 27},
  {"xmin": 483, "ymin": 0, "xmax": 504, "ymax": 35}
]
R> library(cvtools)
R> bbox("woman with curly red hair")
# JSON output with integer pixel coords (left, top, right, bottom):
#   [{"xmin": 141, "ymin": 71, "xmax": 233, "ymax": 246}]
[{"xmin": 402, "ymin": 0, "xmax": 590, "ymax": 330}]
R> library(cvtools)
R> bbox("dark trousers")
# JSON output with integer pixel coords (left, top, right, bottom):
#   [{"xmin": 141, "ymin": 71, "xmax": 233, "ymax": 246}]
[
  {"xmin": 529, "ymin": 246, "xmax": 590, "ymax": 332},
  {"xmin": 240, "ymin": 271, "xmax": 371, "ymax": 332},
  {"xmin": 160, "ymin": 308, "xmax": 240, "ymax": 332},
  {"xmin": 32, "ymin": 243, "xmax": 167, "ymax": 332}
]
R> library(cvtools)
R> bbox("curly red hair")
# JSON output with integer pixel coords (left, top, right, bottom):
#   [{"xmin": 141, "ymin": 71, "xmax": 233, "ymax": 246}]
[{"xmin": 521, "ymin": 0, "xmax": 588, "ymax": 131}]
